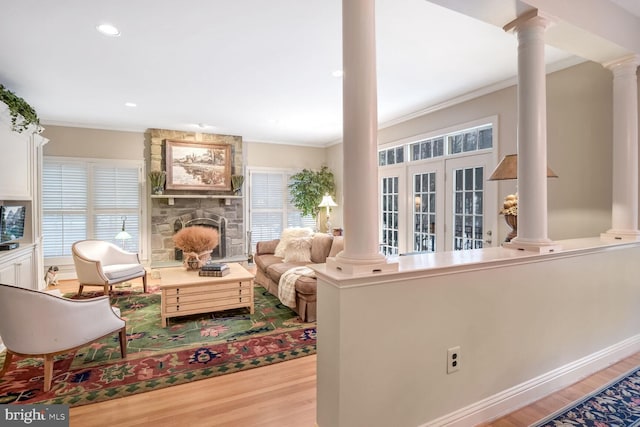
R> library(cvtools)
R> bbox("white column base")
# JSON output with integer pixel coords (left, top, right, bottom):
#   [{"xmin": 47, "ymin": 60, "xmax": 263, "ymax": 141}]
[
  {"xmin": 503, "ymin": 239, "xmax": 562, "ymax": 253},
  {"xmin": 326, "ymin": 255, "xmax": 398, "ymax": 276},
  {"xmin": 601, "ymin": 230, "xmax": 640, "ymax": 241}
]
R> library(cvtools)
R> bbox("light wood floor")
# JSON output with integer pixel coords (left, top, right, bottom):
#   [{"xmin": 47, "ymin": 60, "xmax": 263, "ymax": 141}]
[{"xmin": 48, "ymin": 280, "xmax": 639, "ymax": 426}]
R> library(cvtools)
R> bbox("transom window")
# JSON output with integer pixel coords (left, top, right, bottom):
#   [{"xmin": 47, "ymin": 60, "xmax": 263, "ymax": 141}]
[{"xmin": 398, "ymin": 124, "xmax": 493, "ymax": 165}]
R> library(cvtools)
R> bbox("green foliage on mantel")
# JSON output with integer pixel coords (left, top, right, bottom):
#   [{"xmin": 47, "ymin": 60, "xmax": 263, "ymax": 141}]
[
  {"xmin": 0, "ymin": 84, "xmax": 40, "ymax": 133},
  {"xmin": 289, "ymin": 165, "xmax": 336, "ymax": 218}
]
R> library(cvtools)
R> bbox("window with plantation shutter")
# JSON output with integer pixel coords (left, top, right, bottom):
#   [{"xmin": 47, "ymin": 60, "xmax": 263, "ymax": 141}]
[
  {"xmin": 42, "ymin": 157, "xmax": 142, "ymax": 260},
  {"xmin": 42, "ymin": 162, "xmax": 88, "ymax": 257},
  {"xmin": 248, "ymin": 169, "xmax": 317, "ymax": 252}
]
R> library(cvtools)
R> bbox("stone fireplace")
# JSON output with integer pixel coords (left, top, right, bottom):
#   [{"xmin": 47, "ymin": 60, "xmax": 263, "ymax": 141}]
[{"xmin": 146, "ymin": 128, "xmax": 246, "ymax": 266}]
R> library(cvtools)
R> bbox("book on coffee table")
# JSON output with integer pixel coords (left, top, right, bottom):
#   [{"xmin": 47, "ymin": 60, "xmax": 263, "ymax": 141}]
[
  {"xmin": 201, "ymin": 262, "xmax": 229, "ymax": 272},
  {"xmin": 199, "ymin": 268, "xmax": 230, "ymax": 277}
]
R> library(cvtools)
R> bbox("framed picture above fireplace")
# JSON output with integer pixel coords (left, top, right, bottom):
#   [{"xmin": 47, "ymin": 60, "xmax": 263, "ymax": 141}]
[{"xmin": 165, "ymin": 140, "xmax": 232, "ymax": 191}]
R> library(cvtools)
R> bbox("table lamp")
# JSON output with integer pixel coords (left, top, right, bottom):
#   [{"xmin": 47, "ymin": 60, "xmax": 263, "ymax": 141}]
[
  {"xmin": 488, "ymin": 154, "xmax": 558, "ymax": 241},
  {"xmin": 318, "ymin": 194, "xmax": 338, "ymax": 234}
]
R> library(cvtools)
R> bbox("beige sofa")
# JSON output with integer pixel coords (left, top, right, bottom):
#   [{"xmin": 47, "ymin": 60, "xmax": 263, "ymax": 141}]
[{"xmin": 254, "ymin": 233, "xmax": 344, "ymax": 322}]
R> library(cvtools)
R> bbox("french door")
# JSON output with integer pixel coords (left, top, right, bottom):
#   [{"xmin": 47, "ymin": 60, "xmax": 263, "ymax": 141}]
[{"xmin": 380, "ymin": 153, "xmax": 497, "ymax": 255}]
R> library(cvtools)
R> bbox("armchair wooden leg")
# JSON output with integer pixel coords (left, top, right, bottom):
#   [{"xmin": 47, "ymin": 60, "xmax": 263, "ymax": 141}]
[
  {"xmin": 43, "ymin": 354, "xmax": 54, "ymax": 392},
  {"xmin": 142, "ymin": 273, "xmax": 148, "ymax": 293},
  {"xmin": 0, "ymin": 351, "xmax": 13, "ymax": 378},
  {"xmin": 77, "ymin": 284, "xmax": 84, "ymax": 297},
  {"xmin": 119, "ymin": 327, "xmax": 127, "ymax": 358},
  {"xmin": 104, "ymin": 285, "xmax": 109, "ymax": 295}
]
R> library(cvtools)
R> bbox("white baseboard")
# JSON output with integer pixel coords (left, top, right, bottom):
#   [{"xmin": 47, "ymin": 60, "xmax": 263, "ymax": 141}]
[{"xmin": 422, "ymin": 334, "xmax": 640, "ymax": 427}]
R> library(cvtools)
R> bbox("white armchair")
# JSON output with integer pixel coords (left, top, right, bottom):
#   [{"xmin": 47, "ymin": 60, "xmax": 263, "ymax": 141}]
[
  {"xmin": 0, "ymin": 283, "xmax": 127, "ymax": 392},
  {"xmin": 72, "ymin": 239, "xmax": 147, "ymax": 296}
]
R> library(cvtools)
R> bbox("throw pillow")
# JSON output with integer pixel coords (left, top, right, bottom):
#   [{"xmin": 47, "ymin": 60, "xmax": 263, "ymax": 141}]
[
  {"xmin": 275, "ymin": 227, "xmax": 314, "ymax": 258},
  {"xmin": 283, "ymin": 237, "xmax": 313, "ymax": 263}
]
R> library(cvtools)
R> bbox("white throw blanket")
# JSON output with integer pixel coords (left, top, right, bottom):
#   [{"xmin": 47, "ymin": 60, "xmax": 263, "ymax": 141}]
[{"xmin": 278, "ymin": 266, "xmax": 316, "ymax": 308}]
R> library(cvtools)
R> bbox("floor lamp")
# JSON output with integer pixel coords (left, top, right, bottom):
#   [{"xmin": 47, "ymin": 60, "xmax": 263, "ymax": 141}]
[{"xmin": 114, "ymin": 216, "xmax": 132, "ymax": 249}]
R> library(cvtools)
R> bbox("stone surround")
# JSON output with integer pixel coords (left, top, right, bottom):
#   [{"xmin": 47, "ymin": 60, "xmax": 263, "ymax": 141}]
[{"xmin": 146, "ymin": 128, "xmax": 246, "ymax": 266}]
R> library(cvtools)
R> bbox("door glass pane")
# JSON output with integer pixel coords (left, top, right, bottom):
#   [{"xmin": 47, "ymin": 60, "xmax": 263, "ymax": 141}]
[
  {"xmin": 412, "ymin": 172, "xmax": 436, "ymax": 253},
  {"xmin": 380, "ymin": 176, "xmax": 399, "ymax": 256},
  {"xmin": 452, "ymin": 166, "xmax": 484, "ymax": 251}
]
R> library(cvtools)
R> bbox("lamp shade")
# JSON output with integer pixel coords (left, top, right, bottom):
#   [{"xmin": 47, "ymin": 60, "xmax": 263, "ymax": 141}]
[
  {"xmin": 115, "ymin": 230, "xmax": 132, "ymax": 241},
  {"xmin": 115, "ymin": 216, "xmax": 132, "ymax": 241},
  {"xmin": 318, "ymin": 194, "xmax": 338, "ymax": 208},
  {"xmin": 488, "ymin": 154, "xmax": 558, "ymax": 181}
]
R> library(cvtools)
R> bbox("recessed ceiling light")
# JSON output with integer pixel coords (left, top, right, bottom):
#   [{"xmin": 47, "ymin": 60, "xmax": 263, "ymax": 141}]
[
  {"xmin": 96, "ymin": 23, "xmax": 121, "ymax": 37},
  {"xmin": 124, "ymin": 102, "xmax": 137, "ymax": 107},
  {"xmin": 332, "ymin": 70, "xmax": 344, "ymax": 78}
]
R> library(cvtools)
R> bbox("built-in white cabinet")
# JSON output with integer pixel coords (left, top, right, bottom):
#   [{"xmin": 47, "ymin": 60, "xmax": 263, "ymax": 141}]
[
  {"xmin": 0, "ymin": 245, "xmax": 35, "ymax": 290},
  {"xmin": 0, "ymin": 101, "xmax": 47, "ymax": 291},
  {"xmin": 0, "ymin": 105, "xmax": 33, "ymax": 200}
]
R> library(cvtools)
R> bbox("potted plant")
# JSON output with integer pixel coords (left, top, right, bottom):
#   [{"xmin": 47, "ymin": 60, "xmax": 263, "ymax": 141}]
[
  {"xmin": 172, "ymin": 226, "xmax": 220, "ymax": 269},
  {"xmin": 148, "ymin": 170, "xmax": 166, "ymax": 195},
  {"xmin": 0, "ymin": 84, "xmax": 40, "ymax": 133},
  {"xmin": 289, "ymin": 165, "xmax": 336, "ymax": 220}
]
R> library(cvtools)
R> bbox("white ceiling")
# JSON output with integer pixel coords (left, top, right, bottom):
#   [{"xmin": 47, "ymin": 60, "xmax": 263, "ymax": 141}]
[{"xmin": 0, "ymin": 0, "xmax": 636, "ymax": 147}]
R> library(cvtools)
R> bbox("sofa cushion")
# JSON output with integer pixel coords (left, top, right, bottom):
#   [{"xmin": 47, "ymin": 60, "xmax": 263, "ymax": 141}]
[
  {"xmin": 294, "ymin": 275, "xmax": 317, "ymax": 296},
  {"xmin": 274, "ymin": 227, "xmax": 314, "ymax": 257},
  {"xmin": 254, "ymin": 254, "xmax": 283, "ymax": 272},
  {"xmin": 310, "ymin": 233, "xmax": 334, "ymax": 263},
  {"xmin": 265, "ymin": 262, "xmax": 317, "ymax": 296},
  {"xmin": 256, "ymin": 239, "xmax": 279, "ymax": 255},
  {"xmin": 283, "ymin": 237, "xmax": 313, "ymax": 263},
  {"xmin": 266, "ymin": 261, "xmax": 308, "ymax": 284}
]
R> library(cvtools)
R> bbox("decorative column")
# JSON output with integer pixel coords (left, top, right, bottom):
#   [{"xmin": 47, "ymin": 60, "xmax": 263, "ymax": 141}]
[
  {"xmin": 504, "ymin": 10, "xmax": 560, "ymax": 253},
  {"xmin": 326, "ymin": 0, "xmax": 396, "ymax": 274},
  {"xmin": 602, "ymin": 55, "xmax": 640, "ymax": 241}
]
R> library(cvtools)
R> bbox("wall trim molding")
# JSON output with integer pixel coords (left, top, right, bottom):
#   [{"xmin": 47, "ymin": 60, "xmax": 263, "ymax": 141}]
[{"xmin": 421, "ymin": 334, "xmax": 640, "ymax": 427}]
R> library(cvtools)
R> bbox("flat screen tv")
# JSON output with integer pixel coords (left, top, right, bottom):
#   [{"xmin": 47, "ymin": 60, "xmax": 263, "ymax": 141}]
[{"xmin": 0, "ymin": 205, "xmax": 26, "ymax": 247}]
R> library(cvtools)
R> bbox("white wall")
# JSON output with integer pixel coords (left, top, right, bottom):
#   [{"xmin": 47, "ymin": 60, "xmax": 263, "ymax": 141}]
[{"xmin": 316, "ymin": 240, "xmax": 640, "ymax": 426}]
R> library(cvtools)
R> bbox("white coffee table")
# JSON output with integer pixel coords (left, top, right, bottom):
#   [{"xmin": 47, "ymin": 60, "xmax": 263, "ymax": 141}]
[{"xmin": 157, "ymin": 263, "xmax": 254, "ymax": 327}]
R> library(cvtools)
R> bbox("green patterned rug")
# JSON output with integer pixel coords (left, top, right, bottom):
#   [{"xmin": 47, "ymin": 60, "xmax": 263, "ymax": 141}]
[{"xmin": 0, "ymin": 284, "xmax": 316, "ymax": 406}]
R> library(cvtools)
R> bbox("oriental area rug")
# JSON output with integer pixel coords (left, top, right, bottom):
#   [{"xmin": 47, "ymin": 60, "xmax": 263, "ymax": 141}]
[
  {"xmin": 0, "ymin": 285, "xmax": 316, "ymax": 407},
  {"xmin": 532, "ymin": 365, "xmax": 640, "ymax": 427}
]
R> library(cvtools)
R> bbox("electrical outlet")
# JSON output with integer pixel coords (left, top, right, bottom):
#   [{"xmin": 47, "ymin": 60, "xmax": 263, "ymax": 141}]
[{"xmin": 447, "ymin": 346, "xmax": 461, "ymax": 374}]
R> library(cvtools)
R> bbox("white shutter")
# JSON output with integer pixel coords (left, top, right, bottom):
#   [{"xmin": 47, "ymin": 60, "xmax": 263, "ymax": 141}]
[
  {"xmin": 42, "ymin": 161, "xmax": 88, "ymax": 257},
  {"xmin": 92, "ymin": 166, "xmax": 140, "ymax": 251},
  {"xmin": 250, "ymin": 172, "xmax": 284, "ymax": 248},
  {"xmin": 249, "ymin": 169, "xmax": 318, "ymax": 252}
]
